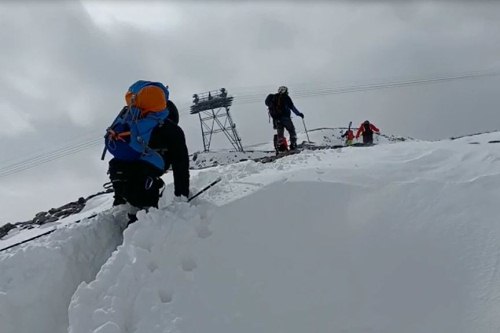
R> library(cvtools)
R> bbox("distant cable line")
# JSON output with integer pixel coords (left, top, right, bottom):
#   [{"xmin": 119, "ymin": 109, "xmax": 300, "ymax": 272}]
[
  {"xmin": 1, "ymin": 69, "xmax": 499, "ymax": 178},
  {"xmin": 232, "ymin": 70, "xmax": 500, "ymax": 105},
  {"xmin": 0, "ymin": 138, "xmax": 102, "ymax": 178}
]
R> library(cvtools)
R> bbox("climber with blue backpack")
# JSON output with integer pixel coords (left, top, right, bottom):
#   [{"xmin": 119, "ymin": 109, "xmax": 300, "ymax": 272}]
[{"xmin": 102, "ymin": 81, "xmax": 190, "ymax": 222}]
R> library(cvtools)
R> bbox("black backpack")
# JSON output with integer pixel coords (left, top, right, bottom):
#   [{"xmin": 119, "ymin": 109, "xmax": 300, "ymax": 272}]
[
  {"xmin": 265, "ymin": 93, "xmax": 283, "ymax": 119},
  {"xmin": 363, "ymin": 122, "xmax": 373, "ymax": 135}
]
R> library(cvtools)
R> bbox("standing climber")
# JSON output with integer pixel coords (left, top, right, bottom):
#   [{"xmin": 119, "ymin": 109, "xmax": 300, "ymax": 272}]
[
  {"xmin": 355, "ymin": 120, "xmax": 380, "ymax": 145},
  {"xmin": 265, "ymin": 86, "xmax": 304, "ymax": 152},
  {"xmin": 341, "ymin": 123, "xmax": 355, "ymax": 146}
]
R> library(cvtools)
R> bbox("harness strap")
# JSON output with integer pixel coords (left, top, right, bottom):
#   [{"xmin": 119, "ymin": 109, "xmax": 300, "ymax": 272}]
[{"xmin": 107, "ymin": 129, "xmax": 131, "ymax": 142}]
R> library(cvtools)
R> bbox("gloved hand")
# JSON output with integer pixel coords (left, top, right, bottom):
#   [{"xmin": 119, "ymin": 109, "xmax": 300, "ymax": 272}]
[{"xmin": 299, "ymin": 113, "xmax": 304, "ymax": 119}]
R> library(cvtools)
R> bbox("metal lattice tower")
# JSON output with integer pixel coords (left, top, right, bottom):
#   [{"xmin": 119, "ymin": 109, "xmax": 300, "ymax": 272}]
[{"xmin": 190, "ymin": 88, "xmax": 244, "ymax": 152}]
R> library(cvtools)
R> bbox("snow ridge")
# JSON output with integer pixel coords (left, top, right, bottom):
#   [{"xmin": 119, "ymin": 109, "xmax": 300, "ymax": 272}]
[
  {"xmin": 68, "ymin": 201, "xmax": 216, "ymax": 333},
  {"xmin": 0, "ymin": 207, "xmax": 128, "ymax": 333}
]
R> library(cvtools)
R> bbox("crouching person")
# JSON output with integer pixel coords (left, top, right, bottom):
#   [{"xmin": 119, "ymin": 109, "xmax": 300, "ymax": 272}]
[{"xmin": 104, "ymin": 80, "xmax": 190, "ymax": 224}]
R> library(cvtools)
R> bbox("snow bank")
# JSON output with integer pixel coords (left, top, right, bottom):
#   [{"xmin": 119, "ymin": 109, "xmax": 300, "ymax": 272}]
[
  {"xmin": 0, "ymin": 206, "xmax": 128, "ymax": 333},
  {"xmin": 0, "ymin": 192, "xmax": 114, "ymax": 252},
  {"xmin": 171, "ymin": 179, "xmax": 500, "ymax": 333},
  {"xmin": 68, "ymin": 134, "xmax": 500, "ymax": 333},
  {"xmin": 68, "ymin": 201, "xmax": 216, "ymax": 333}
]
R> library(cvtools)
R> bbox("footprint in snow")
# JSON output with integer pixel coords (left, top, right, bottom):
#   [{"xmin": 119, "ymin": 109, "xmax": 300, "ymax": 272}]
[
  {"xmin": 158, "ymin": 289, "xmax": 173, "ymax": 303},
  {"xmin": 147, "ymin": 261, "xmax": 159, "ymax": 272},
  {"xmin": 181, "ymin": 256, "xmax": 197, "ymax": 272},
  {"xmin": 196, "ymin": 224, "xmax": 212, "ymax": 239}
]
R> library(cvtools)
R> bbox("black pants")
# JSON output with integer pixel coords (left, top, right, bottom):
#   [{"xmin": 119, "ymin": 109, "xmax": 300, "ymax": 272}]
[
  {"xmin": 362, "ymin": 132, "xmax": 374, "ymax": 145},
  {"xmin": 108, "ymin": 159, "xmax": 164, "ymax": 209},
  {"xmin": 273, "ymin": 117, "xmax": 297, "ymax": 147}
]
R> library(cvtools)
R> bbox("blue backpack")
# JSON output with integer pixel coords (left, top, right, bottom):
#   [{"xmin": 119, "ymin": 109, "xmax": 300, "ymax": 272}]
[{"xmin": 102, "ymin": 81, "xmax": 170, "ymax": 171}]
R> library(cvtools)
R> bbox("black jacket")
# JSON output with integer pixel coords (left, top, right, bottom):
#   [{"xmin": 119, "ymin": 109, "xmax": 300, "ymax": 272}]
[
  {"xmin": 148, "ymin": 110, "xmax": 190, "ymax": 197},
  {"xmin": 266, "ymin": 93, "xmax": 301, "ymax": 118}
]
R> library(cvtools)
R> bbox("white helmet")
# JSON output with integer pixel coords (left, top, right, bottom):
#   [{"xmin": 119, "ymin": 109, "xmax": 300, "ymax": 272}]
[{"xmin": 278, "ymin": 86, "xmax": 288, "ymax": 94}]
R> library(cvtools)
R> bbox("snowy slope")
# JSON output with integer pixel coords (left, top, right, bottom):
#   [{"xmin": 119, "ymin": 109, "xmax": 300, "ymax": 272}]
[{"xmin": 1, "ymin": 133, "xmax": 500, "ymax": 333}]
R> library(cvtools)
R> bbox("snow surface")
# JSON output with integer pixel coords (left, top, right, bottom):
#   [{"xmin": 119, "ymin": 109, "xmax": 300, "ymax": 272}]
[{"xmin": 1, "ymin": 133, "xmax": 500, "ymax": 333}]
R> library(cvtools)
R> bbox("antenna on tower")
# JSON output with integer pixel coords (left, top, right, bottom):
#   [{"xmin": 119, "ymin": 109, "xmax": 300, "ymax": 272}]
[{"xmin": 190, "ymin": 88, "xmax": 244, "ymax": 152}]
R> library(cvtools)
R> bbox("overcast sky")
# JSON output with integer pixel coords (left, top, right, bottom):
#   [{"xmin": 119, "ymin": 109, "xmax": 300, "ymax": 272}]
[{"xmin": 1, "ymin": 0, "xmax": 500, "ymax": 223}]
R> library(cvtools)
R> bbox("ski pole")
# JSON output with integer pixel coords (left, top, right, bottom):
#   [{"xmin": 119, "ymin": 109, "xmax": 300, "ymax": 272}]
[
  {"xmin": 188, "ymin": 177, "xmax": 222, "ymax": 202},
  {"xmin": 302, "ymin": 118, "xmax": 311, "ymax": 143}
]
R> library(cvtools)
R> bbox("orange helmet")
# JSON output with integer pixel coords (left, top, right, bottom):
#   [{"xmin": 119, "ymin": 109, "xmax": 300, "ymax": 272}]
[{"xmin": 125, "ymin": 85, "xmax": 167, "ymax": 112}]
